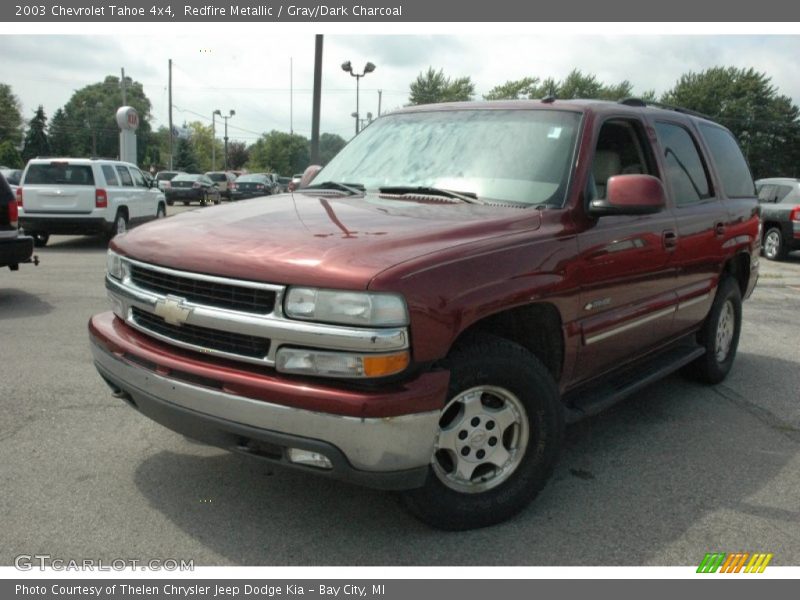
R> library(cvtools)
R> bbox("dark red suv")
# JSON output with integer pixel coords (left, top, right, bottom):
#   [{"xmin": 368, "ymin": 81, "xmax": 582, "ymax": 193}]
[{"xmin": 89, "ymin": 99, "xmax": 759, "ymax": 530}]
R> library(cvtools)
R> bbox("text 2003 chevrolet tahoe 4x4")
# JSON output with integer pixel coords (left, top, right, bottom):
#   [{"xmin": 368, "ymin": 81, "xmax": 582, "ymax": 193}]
[{"xmin": 89, "ymin": 99, "xmax": 759, "ymax": 530}]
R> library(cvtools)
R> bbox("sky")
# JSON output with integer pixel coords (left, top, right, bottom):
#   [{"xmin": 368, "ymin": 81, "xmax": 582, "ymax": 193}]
[{"xmin": 2, "ymin": 33, "xmax": 800, "ymax": 147}]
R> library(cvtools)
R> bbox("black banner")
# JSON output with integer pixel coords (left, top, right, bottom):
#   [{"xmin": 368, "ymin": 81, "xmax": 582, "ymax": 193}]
[{"xmin": 1, "ymin": 0, "xmax": 799, "ymax": 22}]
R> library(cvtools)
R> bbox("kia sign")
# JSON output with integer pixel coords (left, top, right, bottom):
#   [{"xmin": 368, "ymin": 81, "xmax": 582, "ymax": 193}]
[{"xmin": 116, "ymin": 106, "xmax": 139, "ymax": 131}]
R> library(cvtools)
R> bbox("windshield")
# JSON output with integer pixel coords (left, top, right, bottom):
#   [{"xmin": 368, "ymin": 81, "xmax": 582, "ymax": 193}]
[{"xmin": 315, "ymin": 109, "xmax": 581, "ymax": 206}]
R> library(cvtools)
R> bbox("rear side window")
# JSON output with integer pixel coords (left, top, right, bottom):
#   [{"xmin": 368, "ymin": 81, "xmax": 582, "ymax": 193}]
[
  {"xmin": 116, "ymin": 166, "xmax": 134, "ymax": 187},
  {"xmin": 654, "ymin": 122, "xmax": 712, "ymax": 206},
  {"xmin": 698, "ymin": 123, "xmax": 755, "ymax": 198},
  {"xmin": 776, "ymin": 185, "xmax": 796, "ymax": 203},
  {"xmin": 24, "ymin": 163, "xmax": 95, "ymax": 186},
  {"xmin": 757, "ymin": 184, "xmax": 776, "ymax": 203},
  {"xmin": 208, "ymin": 173, "xmax": 226, "ymax": 182},
  {"xmin": 101, "ymin": 165, "xmax": 119, "ymax": 186}
]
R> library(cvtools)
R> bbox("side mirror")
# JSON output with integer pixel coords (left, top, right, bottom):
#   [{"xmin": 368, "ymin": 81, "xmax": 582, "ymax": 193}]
[
  {"xmin": 589, "ymin": 174, "xmax": 666, "ymax": 217},
  {"xmin": 299, "ymin": 165, "xmax": 322, "ymax": 189}
]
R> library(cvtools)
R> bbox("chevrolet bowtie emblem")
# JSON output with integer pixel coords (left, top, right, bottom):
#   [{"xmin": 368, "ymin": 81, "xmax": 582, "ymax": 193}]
[{"xmin": 153, "ymin": 296, "xmax": 192, "ymax": 326}]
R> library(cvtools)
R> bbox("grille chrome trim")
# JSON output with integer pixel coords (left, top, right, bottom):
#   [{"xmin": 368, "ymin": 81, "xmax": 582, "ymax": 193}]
[{"xmin": 106, "ymin": 259, "xmax": 408, "ymax": 367}]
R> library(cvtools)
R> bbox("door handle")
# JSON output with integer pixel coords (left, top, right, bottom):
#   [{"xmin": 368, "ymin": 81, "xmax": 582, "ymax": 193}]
[
  {"xmin": 662, "ymin": 229, "xmax": 678, "ymax": 251},
  {"xmin": 714, "ymin": 221, "xmax": 726, "ymax": 236}
]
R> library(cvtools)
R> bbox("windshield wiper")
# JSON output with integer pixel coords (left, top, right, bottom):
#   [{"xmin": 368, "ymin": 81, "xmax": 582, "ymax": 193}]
[
  {"xmin": 302, "ymin": 181, "xmax": 365, "ymax": 195},
  {"xmin": 379, "ymin": 186, "xmax": 483, "ymax": 204}
]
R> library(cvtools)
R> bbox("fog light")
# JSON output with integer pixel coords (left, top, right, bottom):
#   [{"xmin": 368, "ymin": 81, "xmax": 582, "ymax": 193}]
[
  {"xmin": 287, "ymin": 448, "xmax": 332, "ymax": 470},
  {"xmin": 276, "ymin": 348, "xmax": 409, "ymax": 378}
]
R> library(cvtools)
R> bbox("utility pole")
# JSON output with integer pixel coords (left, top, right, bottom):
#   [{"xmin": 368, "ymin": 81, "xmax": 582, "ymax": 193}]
[
  {"xmin": 168, "ymin": 59, "xmax": 173, "ymax": 170},
  {"xmin": 290, "ymin": 56, "xmax": 293, "ymax": 135},
  {"xmin": 310, "ymin": 35, "xmax": 323, "ymax": 164},
  {"xmin": 378, "ymin": 90, "xmax": 382, "ymax": 116},
  {"xmin": 120, "ymin": 67, "xmax": 127, "ymax": 105}
]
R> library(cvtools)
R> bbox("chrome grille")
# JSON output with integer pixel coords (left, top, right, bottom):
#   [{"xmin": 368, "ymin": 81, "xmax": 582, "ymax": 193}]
[
  {"xmin": 130, "ymin": 264, "xmax": 276, "ymax": 314},
  {"xmin": 132, "ymin": 307, "xmax": 271, "ymax": 359}
]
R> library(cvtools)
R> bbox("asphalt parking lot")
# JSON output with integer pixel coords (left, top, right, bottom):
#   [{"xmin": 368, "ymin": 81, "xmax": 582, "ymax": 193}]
[{"xmin": 2, "ymin": 206, "xmax": 799, "ymax": 567}]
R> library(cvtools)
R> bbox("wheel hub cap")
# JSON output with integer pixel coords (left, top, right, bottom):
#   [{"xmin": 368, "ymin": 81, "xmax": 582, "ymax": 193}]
[{"xmin": 715, "ymin": 299, "xmax": 735, "ymax": 362}]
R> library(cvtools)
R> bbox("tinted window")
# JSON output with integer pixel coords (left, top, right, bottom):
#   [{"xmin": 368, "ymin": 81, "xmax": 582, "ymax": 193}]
[
  {"xmin": 115, "ymin": 166, "xmax": 134, "ymax": 186},
  {"xmin": 698, "ymin": 123, "xmax": 755, "ymax": 198},
  {"xmin": 654, "ymin": 122, "xmax": 711, "ymax": 206},
  {"xmin": 24, "ymin": 163, "xmax": 95, "ymax": 186},
  {"xmin": 173, "ymin": 174, "xmax": 201, "ymax": 183},
  {"xmin": 156, "ymin": 171, "xmax": 179, "ymax": 181},
  {"xmin": 207, "ymin": 173, "xmax": 227, "ymax": 182},
  {"xmin": 101, "ymin": 165, "xmax": 119, "ymax": 186}
]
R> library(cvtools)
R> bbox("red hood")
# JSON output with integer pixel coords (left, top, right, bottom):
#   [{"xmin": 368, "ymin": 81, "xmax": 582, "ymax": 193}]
[{"xmin": 112, "ymin": 192, "xmax": 541, "ymax": 289}]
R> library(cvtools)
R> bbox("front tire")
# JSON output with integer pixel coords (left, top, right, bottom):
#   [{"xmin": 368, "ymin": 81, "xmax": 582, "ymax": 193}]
[
  {"xmin": 686, "ymin": 276, "xmax": 742, "ymax": 384},
  {"xmin": 400, "ymin": 334, "xmax": 564, "ymax": 530},
  {"xmin": 156, "ymin": 204, "xmax": 166, "ymax": 219},
  {"xmin": 107, "ymin": 211, "xmax": 128, "ymax": 240},
  {"xmin": 763, "ymin": 227, "xmax": 787, "ymax": 261}
]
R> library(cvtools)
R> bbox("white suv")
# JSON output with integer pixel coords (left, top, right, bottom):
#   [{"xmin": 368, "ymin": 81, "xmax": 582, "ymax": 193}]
[{"xmin": 17, "ymin": 158, "xmax": 167, "ymax": 247}]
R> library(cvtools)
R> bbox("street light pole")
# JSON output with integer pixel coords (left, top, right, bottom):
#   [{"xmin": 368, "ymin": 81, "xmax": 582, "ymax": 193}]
[
  {"xmin": 220, "ymin": 109, "xmax": 235, "ymax": 170},
  {"xmin": 212, "ymin": 109, "xmax": 221, "ymax": 170},
  {"xmin": 341, "ymin": 60, "xmax": 375, "ymax": 135}
]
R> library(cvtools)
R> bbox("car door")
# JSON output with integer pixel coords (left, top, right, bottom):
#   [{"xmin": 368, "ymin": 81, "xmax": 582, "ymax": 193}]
[
  {"xmin": 572, "ymin": 117, "xmax": 679, "ymax": 383},
  {"xmin": 651, "ymin": 120, "xmax": 729, "ymax": 335},
  {"xmin": 129, "ymin": 166, "xmax": 155, "ymax": 219}
]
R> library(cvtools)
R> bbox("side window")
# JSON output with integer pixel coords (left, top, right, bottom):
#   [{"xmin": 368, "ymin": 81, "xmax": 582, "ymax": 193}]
[
  {"xmin": 757, "ymin": 184, "xmax": 776, "ymax": 203},
  {"xmin": 130, "ymin": 168, "xmax": 147, "ymax": 188},
  {"xmin": 776, "ymin": 185, "xmax": 794, "ymax": 203},
  {"xmin": 590, "ymin": 119, "xmax": 657, "ymax": 200},
  {"xmin": 115, "ymin": 166, "xmax": 134, "ymax": 187},
  {"xmin": 654, "ymin": 122, "xmax": 712, "ymax": 206},
  {"xmin": 101, "ymin": 165, "xmax": 119, "ymax": 187},
  {"xmin": 698, "ymin": 123, "xmax": 755, "ymax": 198}
]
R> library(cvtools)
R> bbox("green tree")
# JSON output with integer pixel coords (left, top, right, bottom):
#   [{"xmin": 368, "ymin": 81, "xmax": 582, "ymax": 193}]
[
  {"xmin": 484, "ymin": 70, "xmax": 634, "ymax": 101},
  {"xmin": 318, "ymin": 133, "xmax": 346, "ymax": 165},
  {"xmin": 226, "ymin": 141, "xmax": 249, "ymax": 170},
  {"xmin": 247, "ymin": 131, "xmax": 310, "ymax": 175},
  {"xmin": 0, "ymin": 140, "xmax": 23, "ymax": 168},
  {"xmin": 184, "ymin": 121, "xmax": 216, "ymax": 172},
  {"xmin": 661, "ymin": 67, "xmax": 800, "ymax": 179},
  {"xmin": 174, "ymin": 137, "xmax": 199, "ymax": 173},
  {"xmin": 409, "ymin": 68, "xmax": 475, "ymax": 105},
  {"xmin": 48, "ymin": 108, "xmax": 73, "ymax": 156},
  {"xmin": 0, "ymin": 83, "xmax": 23, "ymax": 146},
  {"xmin": 58, "ymin": 75, "xmax": 153, "ymax": 162},
  {"xmin": 22, "ymin": 105, "xmax": 50, "ymax": 162}
]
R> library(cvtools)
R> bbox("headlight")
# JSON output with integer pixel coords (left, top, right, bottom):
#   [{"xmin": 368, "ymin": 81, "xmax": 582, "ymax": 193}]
[
  {"xmin": 284, "ymin": 287, "xmax": 408, "ymax": 327},
  {"xmin": 106, "ymin": 250, "xmax": 124, "ymax": 280}
]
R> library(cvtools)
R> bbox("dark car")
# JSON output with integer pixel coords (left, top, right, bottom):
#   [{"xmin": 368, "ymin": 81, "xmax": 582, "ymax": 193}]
[
  {"xmin": 165, "ymin": 174, "xmax": 221, "ymax": 206},
  {"xmin": 755, "ymin": 177, "xmax": 800, "ymax": 260},
  {"xmin": 233, "ymin": 174, "xmax": 276, "ymax": 200},
  {"xmin": 155, "ymin": 170, "xmax": 184, "ymax": 192},
  {"xmin": 0, "ymin": 172, "xmax": 35, "ymax": 271}
]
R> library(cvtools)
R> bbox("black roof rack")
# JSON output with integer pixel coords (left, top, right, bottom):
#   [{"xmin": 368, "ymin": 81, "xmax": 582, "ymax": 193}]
[
  {"xmin": 618, "ymin": 97, "xmax": 712, "ymax": 120},
  {"xmin": 541, "ymin": 95, "xmax": 557, "ymax": 104}
]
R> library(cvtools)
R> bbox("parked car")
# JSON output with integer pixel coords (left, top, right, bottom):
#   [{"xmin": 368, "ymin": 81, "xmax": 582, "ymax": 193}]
[
  {"xmin": 17, "ymin": 158, "xmax": 167, "ymax": 247},
  {"xmin": 1, "ymin": 167, "xmax": 22, "ymax": 188},
  {"xmin": 755, "ymin": 177, "xmax": 800, "ymax": 260},
  {"xmin": 204, "ymin": 171, "xmax": 237, "ymax": 200},
  {"xmin": 91, "ymin": 99, "xmax": 759, "ymax": 530},
  {"xmin": 277, "ymin": 176, "xmax": 292, "ymax": 193},
  {"xmin": 165, "ymin": 174, "xmax": 221, "ymax": 206},
  {"xmin": 1, "ymin": 171, "xmax": 35, "ymax": 271},
  {"xmin": 155, "ymin": 170, "xmax": 184, "ymax": 192},
  {"xmin": 232, "ymin": 173, "xmax": 276, "ymax": 200}
]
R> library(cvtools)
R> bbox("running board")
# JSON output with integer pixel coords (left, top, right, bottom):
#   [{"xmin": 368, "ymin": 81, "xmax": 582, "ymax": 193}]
[{"xmin": 563, "ymin": 342, "xmax": 706, "ymax": 424}]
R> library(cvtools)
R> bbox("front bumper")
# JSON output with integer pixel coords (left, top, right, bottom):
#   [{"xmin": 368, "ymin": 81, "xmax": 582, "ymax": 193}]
[{"xmin": 89, "ymin": 312, "xmax": 448, "ymax": 490}]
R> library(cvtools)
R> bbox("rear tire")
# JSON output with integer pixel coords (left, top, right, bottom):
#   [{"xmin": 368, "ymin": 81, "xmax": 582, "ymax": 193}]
[
  {"xmin": 686, "ymin": 276, "xmax": 742, "ymax": 384},
  {"xmin": 763, "ymin": 227, "xmax": 788, "ymax": 261},
  {"xmin": 108, "ymin": 210, "xmax": 128, "ymax": 241},
  {"xmin": 400, "ymin": 334, "xmax": 564, "ymax": 530},
  {"xmin": 156, "ymin": 204, "xmax": 166, "ymax": 219}
]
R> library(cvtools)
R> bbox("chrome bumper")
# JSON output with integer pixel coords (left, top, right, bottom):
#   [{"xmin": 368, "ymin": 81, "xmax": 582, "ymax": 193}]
[{"xmin": 91, "ymin": 340, "xmax": 439, "ymax": 489}]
